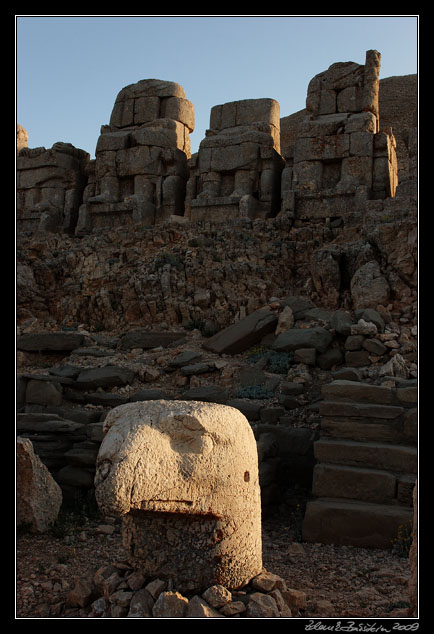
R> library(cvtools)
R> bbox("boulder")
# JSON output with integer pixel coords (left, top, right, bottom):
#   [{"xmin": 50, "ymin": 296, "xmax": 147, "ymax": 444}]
[
  {"xmin": 17, "ymin": 437, "xmax": 62, "ymax": 533},
  {"xmin": 203, "ymin": 307, "xmax": 277, "ymax": 355}
]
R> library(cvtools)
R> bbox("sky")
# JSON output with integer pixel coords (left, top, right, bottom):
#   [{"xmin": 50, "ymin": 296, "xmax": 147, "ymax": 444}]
[{"xmin": 16, "ymin": 15, "xmax": 419, "ymax": 158}]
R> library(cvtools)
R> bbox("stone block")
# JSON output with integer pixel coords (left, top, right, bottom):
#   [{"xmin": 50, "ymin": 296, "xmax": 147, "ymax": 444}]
[
  {"xmin": 337, "ymin": 86, "xmax": 364, "ymax": 112},
  {"xmin": 349, "ymin": 131, "xmax": 374, "ymax": 157},
  {"xmin": 320, "ymin": 418, "xmax": 406, "ymax": 444},
  {"xmin": 210, "ymin": 142, "xmax": 260, "ymax": 172},
  {"xmin": 316, "ymin": 347, "xmax": 343, "ymax": 370},
  {"xmin": 299, "ymin": 113, "xmax": 350, "ymax": 138},
  {"xmin": 396, "ymin": 475, "xmax": 417, "ymax": 506},
  {"xmin": 25, "ymin": 380, "xmax": 63, "ymax": 406},
  {"xmin": 294, "ymin": 348, "xmax": 316, "ymax": 365},
  {"xmin": 314, "ymin": 438, "xmax": 417, "ymax": 474},
  {"xmin": 344, "ymin": 111, "xmax": 377, "ymax": 134},
  {"xmin": 203, "ymin": 307, "xmax": 277, "ymax": 355},
  {"xmin": 344, "ymin": 350, "xmax": 371, "ymax": 367},
  {"xmin": 75, "ymin": 365, "xmax": 136, "ymax": 390},
  {"xmin": 292, "ymin": 161, "xmax": 322, "ymax": 191},
  {"xmin": 321, "ymin": 380, "xmax": 394, "ymax": 404},
  {"xmin": 312, "ymin": 463, "xmax": 396, "ymax": 504},
  {"xmin": 302, "ymin": 498, "xmax": 413, "ymax": 548},
  {"xmin": 318, "ymin": 89, "xmax": 337, "ymax": 115},
  {"xmin": 294, "ymin": 134, "xmax": 349, "ymax": 162},
  {"xmin": 362, "ymin": 338, "xmax": 387, "ymax": 356},
  {"xmin": 133, "ymin": 96, "xmax": 160, "ymax": 125},
  {"xmin": 96, "ymin": 131, "xmax": 131, "ymax": 153},
  {"xmin": 163, "ymin": 96, "xmax": 195, "ymax": 132},
  {"xmin": 272, "ymin": 327, "xmax": 333, "ymax": 354},
  {"xmin": 396, "ymin": 386, "xmax": 418, "ymax": 404},
  {"xmin": 345, "ymin": 335, "xmax": 364, "ymax": 351},
  {"xmin": 339, "ymin": 156, "xmax": 373, "ymax": 188},
  {"xmin": 319, "ymin": 400, "xmax": 403, "ymax": 419}
]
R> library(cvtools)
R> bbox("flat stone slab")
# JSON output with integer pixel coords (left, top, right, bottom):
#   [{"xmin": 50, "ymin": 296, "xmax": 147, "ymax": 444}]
[
  {"xmin": 168, "ymin": 351, "xmax": 203, "ymax": 368},
  {"xmin": 17, "ymin": 332, "xmax": 84, "ymax": 352},
  {"xmin": 119, "ymin": 331, "xmax": 185, "ymax": 350},
  {"xmin": 302, "ymin": 497, "xmax": 413, "ymax": 549},
  {"xmin": 181, "ymin": 385, "xmax": 228, "ymax": 404},
  {"xmin": 129, "ymin": 389, "xmax": 169, "ymax": 402},
  {"xmin": 16, "ymin": 413, "xmax": 86, "ymax": 435},
  {"xmin": 202, "ymin": 308, "xmax": 277, "ymax": 355},
  {"xmin": 272, "ymin": 327, "xmax": 333, "ymax": 354},
  {"xmin": 74, "ymin": 365, "xmax": 136, "ymax": 389}
]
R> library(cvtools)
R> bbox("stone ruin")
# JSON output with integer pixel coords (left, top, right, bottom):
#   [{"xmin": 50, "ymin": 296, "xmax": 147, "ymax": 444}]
[
  {"xmin": 16, "ymin": 50, "xmax": 402, "ymax": 235},
  {"xmin": 283, "ymin": 50, "xmax": 398, "ymax": 221},
  {"xmin": 186, "ymin": 98, "xmax": 284, "ymax": 221},
  {"xmin": 16, "ymin": 142, "xmax": 89, "ymax": 234},
  {"xmin": 94, "ymin": 400, "xmax": 262, "ymax": 594},
  {"xmin": 75, "ymin": 79, "xmax": 194, "ymax": 235}
]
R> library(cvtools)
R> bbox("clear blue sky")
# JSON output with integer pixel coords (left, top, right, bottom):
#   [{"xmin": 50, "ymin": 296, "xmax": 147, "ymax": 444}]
[{"xmin": 16, "ymin": 15, "xmax": 418, "ymax": 158}]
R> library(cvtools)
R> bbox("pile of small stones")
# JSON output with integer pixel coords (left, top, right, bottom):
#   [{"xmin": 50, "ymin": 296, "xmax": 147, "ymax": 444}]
[{"xmin": 66, "ymin": 566, "xmax": 306, "ymax": 618}]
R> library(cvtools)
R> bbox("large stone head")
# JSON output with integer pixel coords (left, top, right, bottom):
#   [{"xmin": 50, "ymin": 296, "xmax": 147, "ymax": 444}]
[{"xmin": 94, "ymin": 400, "xmax": 262, "ymax": 591}]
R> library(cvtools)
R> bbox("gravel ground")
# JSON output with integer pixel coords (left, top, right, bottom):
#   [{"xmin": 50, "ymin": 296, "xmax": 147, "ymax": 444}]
[{"xmin": 15, "ymin": 511, "xmax": 412, "ymax": 619}]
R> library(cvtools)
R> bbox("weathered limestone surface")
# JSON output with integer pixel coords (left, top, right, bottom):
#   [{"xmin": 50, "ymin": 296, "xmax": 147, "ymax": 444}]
[
  {"xmin": 17, "ymin": 436, "xmax": 63, "ymax": 533},
  {"xmin": 94, "ymin": 400, "xmax": 262, "ymax": 593}
]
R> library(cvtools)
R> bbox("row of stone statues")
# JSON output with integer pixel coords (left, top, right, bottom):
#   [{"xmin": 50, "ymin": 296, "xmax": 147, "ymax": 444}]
[{"xmin": 17, "ymin": 50, "xmax": 399, "ymax": 235}]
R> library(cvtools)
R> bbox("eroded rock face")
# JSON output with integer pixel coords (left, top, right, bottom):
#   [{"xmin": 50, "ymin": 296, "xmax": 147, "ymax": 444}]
[{"xmin": 94, "ymin": 400, "xmax": 262, "ymax": 593}]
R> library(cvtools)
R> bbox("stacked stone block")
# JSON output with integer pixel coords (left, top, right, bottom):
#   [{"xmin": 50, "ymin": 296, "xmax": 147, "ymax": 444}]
[
  {"xmin": 17, "ymin": 142, "xmax": 90, "ymax": 234},
  {"xmin": 283, "ymin": 51, "xmax": 398, "ymax": 221},
  {"xmin": 76, "ymin": 79, "xmax": 194, "ymax": 234},
  {"xmin": 302, "ymin": 379, "xmax": 417, "ymax": 548},
  {"xmin": 186, "ymin": 98, "xmax": 284, "ymax": 221}
]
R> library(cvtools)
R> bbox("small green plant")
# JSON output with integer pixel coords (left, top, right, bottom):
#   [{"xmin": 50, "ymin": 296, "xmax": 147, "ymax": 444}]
[
  {"xmin": 155, "ymin": 251, "xmax": 182, "ymax": 270},
  {"xmin": 247, "ymin": 348, "xmax": 294, "ymax": 374},
  {"xmin": 185, "ymin": 317, "xmax": 206, "ymax": 332},
  {"xmin": 185, "ymin": 318, "xmax": 220, "ymax": 338},
  {"xmin": 391, "ymin": 521, "xmax": 414, "ymax": 557},
  {"xmin": 235, "ymin": 385, "xmax": 274, "ymax": 400}
]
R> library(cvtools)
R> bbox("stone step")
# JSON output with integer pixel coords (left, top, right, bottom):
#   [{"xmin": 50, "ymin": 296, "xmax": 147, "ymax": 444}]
[
  {"xmin": 314, "ymin": 438, "xmax": 417, "ymax": 473},
  {"xmin": 302, "ymin": 497, "xmax": 413, "ymax": 549},
  {"xmin": 320, "ymin": 415, "xmax": 416, "ymax": 445},
  {"xmin": 311, "ymin": 463, "xmax": 415, "ymax": 506},
  {"xmin": 319, "ymin": 400, "xmax": 404, "ymax": 419},
  {"xmin": 321, "ymin": 379, "xmax": 395, "ymax": 404}
]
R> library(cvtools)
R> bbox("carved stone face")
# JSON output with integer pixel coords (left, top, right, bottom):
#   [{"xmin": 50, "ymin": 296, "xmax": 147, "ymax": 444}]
[
  {"xmin": 95, "ymin": 399, "xmax": 260, "ymax": 518},
  {"xmin": 94, "ymin": 400, "xmax": 262, "ymax": 591}
]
